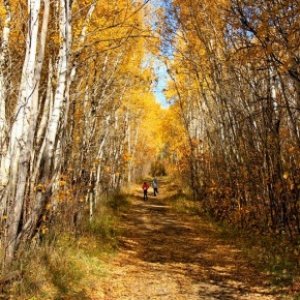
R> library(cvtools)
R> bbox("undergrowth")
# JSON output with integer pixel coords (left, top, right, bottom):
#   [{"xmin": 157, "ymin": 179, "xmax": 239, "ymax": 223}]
[
  {"xmin": 215, "ymin": 220, "xmax": 300, "ymax": 296},
  {"xmin": 169, "ymin": 192, "xmax": 202, "ymax": 215},
  {"xmin": 170, "ymin": 193, "xmax": 300, "ymax": 297},
  {"xmin": 2, "ymin": 193, "xmax": 127, "ymax": 300}
]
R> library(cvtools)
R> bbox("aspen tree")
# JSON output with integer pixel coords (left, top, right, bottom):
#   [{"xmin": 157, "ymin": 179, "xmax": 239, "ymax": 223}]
[
  {"xmin": 0, "ymin": 0, "xmax": 11, "ymax": 190},
  {"xmin": 4, "ymin": 0, "xmax": 43, "ymax": 264}
]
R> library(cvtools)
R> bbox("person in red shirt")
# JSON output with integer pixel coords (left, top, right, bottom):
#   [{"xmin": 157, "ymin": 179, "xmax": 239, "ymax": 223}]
[{"xmin": 142, "ymin": 182, "xmax": 150, "ymax": 201}]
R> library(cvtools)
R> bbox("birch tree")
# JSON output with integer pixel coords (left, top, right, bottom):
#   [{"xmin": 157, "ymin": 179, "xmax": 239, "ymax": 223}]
[
  {"xmin": 3, "ymin": 0, "xmax": 45, "ymax": 264},
  {"xmin": 164, "ymin": 0, "xmax": 300, "ymax": 236},
  {"xmin": 0, "ymin": 0, "xmax": 11, "ymax": 190}
]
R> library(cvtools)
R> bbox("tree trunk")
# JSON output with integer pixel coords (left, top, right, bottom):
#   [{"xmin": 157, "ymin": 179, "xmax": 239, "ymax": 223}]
[
  {"xmin": 0, "ymin": 0, "xmax": 11, "ymax": 191},
  {"xmin": 4, "ymin": 0, "xmax": 42, "ymax": 265}
]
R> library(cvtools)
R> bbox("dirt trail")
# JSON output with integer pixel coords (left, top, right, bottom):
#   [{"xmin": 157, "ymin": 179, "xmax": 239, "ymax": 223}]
[{"xmin": 100, "ymin": 179, "xmax": 288, "ymax": 300}]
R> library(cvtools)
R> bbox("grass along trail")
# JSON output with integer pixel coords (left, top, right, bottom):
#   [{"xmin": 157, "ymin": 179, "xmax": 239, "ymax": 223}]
[{"xmin": 97, "ymin": 179, "xmax": 289, "ymax": 300}]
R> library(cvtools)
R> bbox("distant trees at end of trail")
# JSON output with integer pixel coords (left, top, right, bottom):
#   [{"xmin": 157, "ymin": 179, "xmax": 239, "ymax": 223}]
[{"xmin": 150, "ymin": 161, "xmax": 167, "ymax": 177}]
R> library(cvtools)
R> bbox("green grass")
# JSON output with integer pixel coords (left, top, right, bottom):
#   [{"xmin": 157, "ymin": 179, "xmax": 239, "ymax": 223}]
[
  {"xmin": 9, "ymin": 238, "xmax": 109, "ymax": 299},
  {"xmin": 169, "ymin": 192, "xmax": 202, "ymax": 215},
  {"xmin": 3, "ymin": 193, "xmax": 127, "ymax": 299},
  {"xmin": 105, "ymin": 192, "xmax": 130, "ymax": 211},
  {"xmin": 81, "ymin": 209, "xmax": 121, "ymax": 251}
]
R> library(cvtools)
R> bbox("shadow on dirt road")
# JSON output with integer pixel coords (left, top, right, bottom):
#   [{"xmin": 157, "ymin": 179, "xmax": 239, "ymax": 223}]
[{"xmin": 102, "ymin": 179, "xmax": 287, "ymax": 300}]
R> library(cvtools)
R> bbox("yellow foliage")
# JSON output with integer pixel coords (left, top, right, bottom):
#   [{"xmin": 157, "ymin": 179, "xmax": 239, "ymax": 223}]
[{"xmin": 34, "ymin": 184, "xmax": 46, "ymax": 193}]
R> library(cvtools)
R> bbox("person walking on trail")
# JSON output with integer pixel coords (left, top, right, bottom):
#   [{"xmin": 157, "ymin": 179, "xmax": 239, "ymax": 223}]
[
  {"xmin": 142, "ymin": 182, "xmax": 150, "ymax": 201},
  {"xmin": 152, "ymin": 177, "xmax": 158, "ymax": 196}
]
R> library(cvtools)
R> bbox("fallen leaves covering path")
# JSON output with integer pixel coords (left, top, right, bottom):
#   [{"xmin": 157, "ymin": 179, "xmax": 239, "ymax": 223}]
[{"xmin": 98, "ymin": 180, "xmax": 289, "ymax": 300}]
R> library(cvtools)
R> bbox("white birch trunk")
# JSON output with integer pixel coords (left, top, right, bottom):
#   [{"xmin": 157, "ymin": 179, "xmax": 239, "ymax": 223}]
[
  {"xmin": 127, "ymin": 119, "xmax": 132, "ymax": 183},
  {"xmin": 70, "ymin": 1, "xmax": 96, "ymax": 83},
  {"xmin": 95, "ymin": 116, "xmax": 111, "ymax": 200},
  {"xmin": 20, "ymin": 0, "xmax": 73, "ymax": 244},
  {"xmin": 31, "ymin": 60, "xmax": 53, "ymax": 190},
  {"xmin": 21, "ymin": 1, "xmax": 73, "ymax": 241},
  {"xmin": 0, "ymin": 0, "xmax": 11, "ymax": 190},
  {"xmin": 43, "ymin": 0, "xmax": 72, "ymax": 175},
  {"xmin": 36, "ymin": 60, "xmax": 53, "ymax": 147},
  {"xmin": 29, "ymin": 0, "xmax": 50, "ymax": 184},
  {"xmin": 4, "ymin": 0, "xmax": 42, "ymax": 264}
]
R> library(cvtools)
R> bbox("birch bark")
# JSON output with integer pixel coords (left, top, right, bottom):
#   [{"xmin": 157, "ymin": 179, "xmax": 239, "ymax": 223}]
[
  {"xmin": 0, "ymin": 0, "xmax": 11, "ymax": 190},
  {"xmin": 42, "ymin": 0, "xmax": 72, "ymax": 176},
  {"xmin": 21, "ymin": 0, "xmax": 73, "ymax": 241},
  {"xmin": 4, "ymin": 0, "xmax": 42, "ymax": 264}
]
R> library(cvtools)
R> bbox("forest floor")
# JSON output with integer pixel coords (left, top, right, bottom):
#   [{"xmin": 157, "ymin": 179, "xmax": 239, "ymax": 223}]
[{"xmin": 94, "ymin": 178, "xmax": 292, "ymax": 300}]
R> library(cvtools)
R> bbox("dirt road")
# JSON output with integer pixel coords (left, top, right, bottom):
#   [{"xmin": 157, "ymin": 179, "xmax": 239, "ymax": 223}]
[{"xmin": 100, "ymin": 180, "xmax": 289, "ymax": 300}]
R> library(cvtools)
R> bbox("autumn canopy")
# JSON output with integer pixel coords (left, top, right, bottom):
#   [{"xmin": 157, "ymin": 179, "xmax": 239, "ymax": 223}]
[{"xmin": 0, "ymin": 0, "xmax": 299, "ymax": 272}]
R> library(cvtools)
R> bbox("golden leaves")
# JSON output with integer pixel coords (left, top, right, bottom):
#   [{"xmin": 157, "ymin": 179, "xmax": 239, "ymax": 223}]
[
  {"xmin": 283, "ymin": 172, "xmax": 289, "ymax": 180},
  {"xmin": 34, "ymin": 184, "xmax": 46, "ymax": 193}
]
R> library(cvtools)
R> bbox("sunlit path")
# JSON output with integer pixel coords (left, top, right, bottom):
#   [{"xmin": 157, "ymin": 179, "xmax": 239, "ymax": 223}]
[
  {"xmin": 99, "ymin": 180, "xmax": 287, "ymax": 300},
  {"xmin": 0, "ymin": 0, "xmax": 299, "ymax": 298}
]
